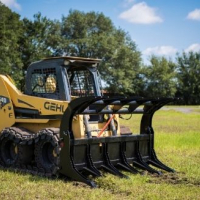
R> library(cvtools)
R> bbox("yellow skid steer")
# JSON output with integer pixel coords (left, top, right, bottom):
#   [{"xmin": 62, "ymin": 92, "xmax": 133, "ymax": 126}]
[{"xmin": 0, "ymin": 56, "xmax": 176, "ymax": 187}]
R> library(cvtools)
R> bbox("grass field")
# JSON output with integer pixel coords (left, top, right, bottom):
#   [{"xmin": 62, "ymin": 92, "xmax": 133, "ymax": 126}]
[{"xmin": 0, "ymin": 106, "xmax": 199, "ymax": 200}]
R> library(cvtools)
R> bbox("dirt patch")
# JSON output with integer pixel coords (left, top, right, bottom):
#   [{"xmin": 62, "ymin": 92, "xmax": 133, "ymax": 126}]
[{"xmin": 148, "ymin": 172, "xmax": 200, "ymax": 186}]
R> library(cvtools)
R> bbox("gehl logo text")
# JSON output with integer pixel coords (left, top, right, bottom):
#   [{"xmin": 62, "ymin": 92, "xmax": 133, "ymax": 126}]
[{"xmin": 44, "ymin": 102, "xmax": 64, "ymax": 113}]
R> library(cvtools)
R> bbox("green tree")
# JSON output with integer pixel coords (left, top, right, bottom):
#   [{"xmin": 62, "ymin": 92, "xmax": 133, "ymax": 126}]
[
  {"xmin": 60, "ymin": 10, "xmax": 114, "ymax": 58},
  {"xmin": 60, "ymin": 10, "xmax": 142, "ymax": 95},
  {"xmin": 143, "ymin": 56, "xmax": 177, "ymax": 98},
  {"xmin": 0, "ymin": 2, "xmax": 23, "ymax": 86},
  {"xmin": 103, "ymin": 42, "xmax": 142, "ymax": 95},
  {"xmin": 21, "ymin": 13, "xmax": 60, "ymax": 68},
  {"xmin": 19, "ymin": 13, "xmax": 61, "ymax": 90},
  {"xmin": 176, "ymin": 51, "xmax": 200, "ymax": 104}
]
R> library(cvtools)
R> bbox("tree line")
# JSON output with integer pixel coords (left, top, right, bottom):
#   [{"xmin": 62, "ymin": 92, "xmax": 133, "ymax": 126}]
[{"xmin": 0, "ymin": 3, "xmax": 200, "ymax": 104}]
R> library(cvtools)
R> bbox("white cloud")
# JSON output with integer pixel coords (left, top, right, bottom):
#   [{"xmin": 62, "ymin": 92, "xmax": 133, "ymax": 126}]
[
  {"xmin": 187, "ymin": 9, "xmax": 200, "ymax": 21},
  {"xmin": 119, "ymin": 2, "xmax": 163, "ymax": 24},
  {"xmin": 1, "ymin": 0, "xmax": 21, "ymax": 10},
  {"xmin": 143, "ymin": 46, "xmax": 177, "ymax": 56},
  {"xmin": 185, "ymin": 43, "xmax": 200, "ymax": 53}
]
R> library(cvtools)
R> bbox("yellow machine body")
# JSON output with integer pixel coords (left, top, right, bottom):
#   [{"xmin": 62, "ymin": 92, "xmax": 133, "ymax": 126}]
[{"xmin": 0, "ymin": 74, "xmax": 119, "ymax": 138}]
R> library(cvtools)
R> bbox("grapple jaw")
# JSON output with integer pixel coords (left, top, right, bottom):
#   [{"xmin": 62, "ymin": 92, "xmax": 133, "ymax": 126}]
[{"xmin": 59, "ymin": 96, "xmax": 176, "ymax": 187}]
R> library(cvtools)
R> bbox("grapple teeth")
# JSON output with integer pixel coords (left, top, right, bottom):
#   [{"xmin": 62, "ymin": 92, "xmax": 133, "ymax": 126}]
[
  {"xmin": 148, "ymin": 149, "xmax": 175, "ymax": 173},
  {"xmin": 132, "ymin": 160, "xmax": 161, "ymax": 175},
  {"xmin": 116, "ymin": 142, "xmax": 138, "ymax": 174},
  {"xmin": 117, "ymin": 163, "xmax": 138, "ymax": 174},
  {"xmin": 82, "ymin": 167, "xmax": 101, "ymax": 177},
  {"xmin": 88, "ymin": 181, "xmax": 97, "ymax": 188},
  {"xmin": 101, "ymin": 164, "xmax": 128, "ymax": 179},
  {"xmin": 59, "ymin": 96, "xmax": 177, "ymax": 186},
  {"xmin": 100, "ymin": 143, "xmax": 127, "ymax": 178},
  {"xmin": 59, "ymin": 130, "xmax": 100, "ymax": 187},
  {"xmin": 85, "ymin": 144, "xmax": 102, "ymax": 177},
  {"xmin": 131, "ymin": 139, "xmax": 161, "ymax": 174}
]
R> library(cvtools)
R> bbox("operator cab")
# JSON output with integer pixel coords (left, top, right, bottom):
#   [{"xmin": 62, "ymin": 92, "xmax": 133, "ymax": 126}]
[{"xmin": 25, "ymin": 56, "xmax": 102, "ymax": 101}]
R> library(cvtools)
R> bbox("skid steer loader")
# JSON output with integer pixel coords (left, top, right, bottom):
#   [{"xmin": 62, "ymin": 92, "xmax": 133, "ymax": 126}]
[{"xmin": 0, "ymin": 56, "xmax": 176, "ymax": 187}]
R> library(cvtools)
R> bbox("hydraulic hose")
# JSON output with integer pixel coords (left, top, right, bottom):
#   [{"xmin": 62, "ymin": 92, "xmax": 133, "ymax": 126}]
[{"xmin": 97, "ymin": 114, "xmax": 115, "ymax": 137}]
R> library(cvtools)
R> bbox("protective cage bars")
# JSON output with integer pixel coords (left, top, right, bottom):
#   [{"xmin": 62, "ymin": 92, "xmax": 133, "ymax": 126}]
[{"xmin": 59, "ymin": 96, "xmax": 176, "ymax": 187}]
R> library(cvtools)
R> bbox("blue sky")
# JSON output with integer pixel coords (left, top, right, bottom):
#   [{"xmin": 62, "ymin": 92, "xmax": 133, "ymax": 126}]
[{"xmin": 1, "ymin": 0, "xmax": 200, "ymax": 63}]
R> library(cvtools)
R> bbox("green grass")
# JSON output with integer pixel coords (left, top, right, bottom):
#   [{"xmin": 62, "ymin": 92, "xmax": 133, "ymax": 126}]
[{"xmin": 0, "ymin": 106, "xmax": 200, "ymax": 200}]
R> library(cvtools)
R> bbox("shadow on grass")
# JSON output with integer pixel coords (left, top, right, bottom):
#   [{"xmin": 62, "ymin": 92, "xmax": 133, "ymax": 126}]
[{"xmin": 0, "ymin": 165, "xmax": 68, "ymax": 184}]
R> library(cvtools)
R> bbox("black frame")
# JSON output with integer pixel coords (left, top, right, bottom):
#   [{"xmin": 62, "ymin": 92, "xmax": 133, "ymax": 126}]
[{"xmin": 25, "ymin": 58, "xmax": 102, "ymax": 101}]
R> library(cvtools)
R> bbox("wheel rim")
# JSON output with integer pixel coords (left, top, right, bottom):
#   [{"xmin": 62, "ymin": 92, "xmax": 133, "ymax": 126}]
[
  {"xmin": 3, "ymin": 140, "xmax": 18, "ymax": 163},
  {"xmin": 34, "ymin": 128, "xmax": 60, "ymax": 174},
  {"xmin": 42, "ymin": 142, "xmax": 56, "ymax": 167}
]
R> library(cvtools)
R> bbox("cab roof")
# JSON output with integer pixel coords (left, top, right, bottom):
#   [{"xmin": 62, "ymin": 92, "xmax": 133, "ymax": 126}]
[{"xmin": 43, "ymin": 56, "xmax": 101, "ymax": 65}]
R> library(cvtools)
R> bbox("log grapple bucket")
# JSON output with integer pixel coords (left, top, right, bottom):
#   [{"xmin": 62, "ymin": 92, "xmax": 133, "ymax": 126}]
[{"xmin": 59, "ymin": 96, "xmax": 176, "ymax": 187}]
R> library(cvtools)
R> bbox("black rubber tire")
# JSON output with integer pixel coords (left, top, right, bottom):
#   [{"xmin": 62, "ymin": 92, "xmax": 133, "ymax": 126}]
[
  {"xmin": 0, "ymin": 127, "xmax": 34, "ymax": 167},
  {"xmin": 0, "ymin": 137, "xmax": 18, "ymax": 166},
  {"xmin": 34, "ymin": 128, "xmax": 60, "ymax": 175}
]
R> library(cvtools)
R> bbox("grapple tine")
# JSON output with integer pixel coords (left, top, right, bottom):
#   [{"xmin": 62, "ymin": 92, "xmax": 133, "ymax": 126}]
[
  {"xmin": 59, "ymin": 131, "xmax": 97, "ymax": 187},
  {"xmin": 117, "ymin": 163, "xmax": 138, "ymax": 173},
  {"xmin": 101, "ymin": 143, "xmax": 128, "ymax": 179},
  {"xmin": 132, "ymin": 141, "xmax": 162, "ymax": 175},
  {"xmin": 60, "ymin": 97, "xmax": 107, "ymax": 187},
  {"xmin": 117, "ymin": 142, "xmax": 138, "ymax": 174},
  {"xmin": 82, "ymin": 167, "xmax": 100, "ymax": 177},
  {"xmin": 85, "ymin": 144, "xmax": 102, "ymax": 176},
  {"xmin": 139, "ymin": 98, "xmax": 177, "ymax": 173},
  {"xmin": 143, "ymin": 125, "xmax": 176, "ymax": 173},
  {"xmin": 101, "ymin": 164, "xmax": 127, "ymax": 178},
  {"xmin": 148, "ymin": 149, "xmax": 175, "ymax": 172}
]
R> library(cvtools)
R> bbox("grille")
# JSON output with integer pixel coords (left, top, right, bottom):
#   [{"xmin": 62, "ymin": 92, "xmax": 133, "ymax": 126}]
[
  {"xmin": 68, "ymin": 70, "xmax": 95, "ymax": 97},
  {"xmin": 31, "ymin": 68, "xmax": 59, "ymax": 94}
]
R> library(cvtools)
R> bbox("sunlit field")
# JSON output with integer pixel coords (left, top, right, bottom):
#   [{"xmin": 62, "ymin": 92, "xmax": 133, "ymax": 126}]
[{"xmin": 0, "ymin": 106, "xmax": 199, "ymax": 200}]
